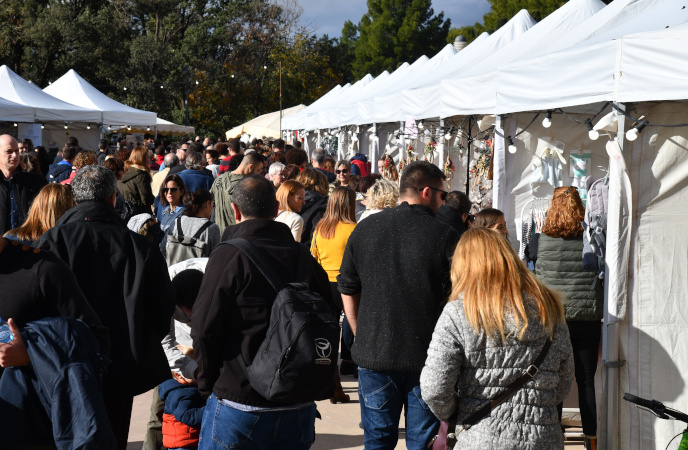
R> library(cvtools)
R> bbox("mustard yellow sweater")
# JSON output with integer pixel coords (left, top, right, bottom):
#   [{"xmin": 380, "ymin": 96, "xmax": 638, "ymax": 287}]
[{"xmin": 311, "ymin": 222, "xmax": 356, "ymax": 282}]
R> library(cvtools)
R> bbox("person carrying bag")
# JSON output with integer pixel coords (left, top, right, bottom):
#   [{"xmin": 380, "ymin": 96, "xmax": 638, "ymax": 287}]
[{"xmin": 420, "ymin": 227, "xmax": 574, "ymax": 450}]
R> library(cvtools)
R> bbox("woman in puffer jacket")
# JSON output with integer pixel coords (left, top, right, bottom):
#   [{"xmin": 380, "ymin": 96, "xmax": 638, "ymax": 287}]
[
  {"xmin": 421, "ymin": 227, "xmax": 574, "ymax": 450},
  {"xmin": 530, "ymin": 186, "xmax": 604, "ymax": 450}
]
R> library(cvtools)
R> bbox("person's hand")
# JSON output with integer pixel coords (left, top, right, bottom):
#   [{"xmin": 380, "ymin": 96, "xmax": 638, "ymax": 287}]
[
  {"xmin": 0, "ymin": 319, "xmax": 30, "ymax": 368},
  {"xmin": 172, "ymin": 371, "xmax": 196, "ymax": 385}
]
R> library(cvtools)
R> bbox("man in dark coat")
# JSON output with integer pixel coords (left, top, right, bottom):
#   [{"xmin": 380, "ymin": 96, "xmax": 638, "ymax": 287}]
[
  {"xmin": 0, "ymin": 134, "xmax": 47, "ymax": 236},
  {"xmin": 436, "ymin": 190, "xmax": 472, "ymax": 238},
  {"xmin": 338, "ymin": 161, "xmax": 460, "ymax": 449},
  {"xmin": 36, "ymin": 165, "xmax": 175, "ymax": 450},
  {"xmin": 192, "ymin": 176, "xmax": 334, "ymax": 449}
]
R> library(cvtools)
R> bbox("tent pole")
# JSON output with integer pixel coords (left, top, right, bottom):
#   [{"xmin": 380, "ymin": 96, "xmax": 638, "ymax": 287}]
[
  {"xmin": 279, "ymin": 61, "xmax": 282, "ymax": 140},
  {"xmin": 465, "ymin": 116, "xmax": 473, "ymax": 196}
]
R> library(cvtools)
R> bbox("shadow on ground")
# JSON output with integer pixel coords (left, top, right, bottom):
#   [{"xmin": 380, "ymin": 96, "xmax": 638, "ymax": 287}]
[{"xmin": 312, "ymin": 433, "xmax": 364, "ymax": 449}]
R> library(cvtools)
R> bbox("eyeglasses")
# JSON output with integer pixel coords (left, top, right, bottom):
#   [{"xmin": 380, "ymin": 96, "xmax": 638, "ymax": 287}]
[
  {"xmin": 336, "ymin": 169, "xmax": 349, "ymax": 174},
  {"xmin": 163, "ymin": 187, "xmax": 180, "ymax": 193},
  {"xmin": 420, "ymin": 186, "xmax": 448, "ymax": 201}
]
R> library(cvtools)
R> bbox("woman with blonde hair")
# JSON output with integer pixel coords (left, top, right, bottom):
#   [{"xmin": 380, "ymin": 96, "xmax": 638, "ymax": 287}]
[
  {"xmin": 295, "ymin": 168, "xmax": 329, "ymax": 244},
  {"xmin": 4, "ymin": 184, "xmax": 74, "ymax": 244},
  {"xmin": 275, "ymin": 180, "xmax": 306, "ymax": 241},
  {"xmin": 529, "ymin": 186, "xmax": 602, "ymax": 450},
  {"xmin": 311, "ymin": 186, "xmax": 357, "ymax": 404},
  {"xmin": 359, "ymin": 178, "xmax": 399, "ymax": 221},
  {"xmin": 118, "ymin": 145, "xmax": 154, "ymax": 215},
  {"xmin": 421, "ymin": 227, "xmax": 573, "ymax": 449}
]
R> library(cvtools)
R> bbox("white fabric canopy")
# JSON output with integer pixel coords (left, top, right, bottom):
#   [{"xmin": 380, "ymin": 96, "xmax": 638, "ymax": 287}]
[
  {"xmin": 0, "ymin": 65, "xmax": 101, "ymax": 122},
  {"xmin": 225, "ymin": 104, "xmax": 306, "ymax": 139},
  {"xmin": 0, "ymin": 97, "xmax": 36, "ymax": 122},
  {"xmin": 44, "ymin": 69, "xmax": 157, "ymax": 126},
  {"xmin": 496, "ymin": 0, "xmax": 688, "ymax": 113}
]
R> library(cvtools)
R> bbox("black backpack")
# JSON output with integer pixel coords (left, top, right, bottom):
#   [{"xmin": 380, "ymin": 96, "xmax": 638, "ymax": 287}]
[{"xmin": 225, "ymin": 238, "xmax": 340, "ymax": 403}]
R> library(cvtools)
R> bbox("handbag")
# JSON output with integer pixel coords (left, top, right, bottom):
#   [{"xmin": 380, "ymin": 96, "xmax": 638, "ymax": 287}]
[{"xmin": 428, "ymin": 338, "xmax": 553, "ymax": 450}]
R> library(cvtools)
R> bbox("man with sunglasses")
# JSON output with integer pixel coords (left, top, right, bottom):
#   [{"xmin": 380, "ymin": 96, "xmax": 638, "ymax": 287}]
[{"xmin": 338, "ymin": 161, "xmax": 460, "ymax": 449}]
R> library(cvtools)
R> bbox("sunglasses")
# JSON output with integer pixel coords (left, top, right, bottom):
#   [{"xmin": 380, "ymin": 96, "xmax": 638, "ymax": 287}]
[
  {"xmin": 421, "ymin": 186, "xmax": 448, "ymax": 201},
  {"xmin": 163, "ymin": 187, "xmax": 180, "ymax": 193},
  {"xmin": 336, "ymin": 169, "xmax": 349, "ymax": 174}
]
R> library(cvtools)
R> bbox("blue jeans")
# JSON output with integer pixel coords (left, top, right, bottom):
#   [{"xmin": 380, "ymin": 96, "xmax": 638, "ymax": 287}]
[
  {"xmin": 358, "ymin": 368, "xmax": 439, "ymax": 450},
  {"xmin": 198, "ymin": 393, "xmax": 316, "ymax": 450}
]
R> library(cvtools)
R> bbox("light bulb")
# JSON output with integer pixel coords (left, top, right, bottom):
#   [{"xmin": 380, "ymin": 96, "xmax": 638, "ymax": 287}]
[
  {"xmin": 418, "ymin": 121, "xmax": 424, "ymax": 130},
  {"xmin": 41, "ymin": 125, "xmax": 44, "ymax": 129},
  {"xmin": 588, "ymin": 129, "xmax": 600, "ymax": 140},
  {"xmin": 147, "ymin": 127, "xmax": 151, "ymax": 131},
  {"xmin": 13, "ymin": 123, "xmax": 17, "ymax": 127},
  {"xmin": 123, "ymin": 87, "xmax": 127, "ymax": 91},
  {"xmin": 87, "ymin": 124, "xmax": 91, "ymax": 130},
  {"xmin": 231, "ymin": 74, "xmax": 235, "ymax": 78},
  {"xmin": 64, "ymin": 125, "xmax": 68, "ymax": 130},
  {"xmin": 507, "ymin": 136, "xmax": 517, "ymax": 154},
  {"xmin": 195, "ymin": 80, "xmax": 199, "ymax": 85},
  {"xmin": 444, "ymin": 132, "xmax": 452, "ymax": 141},
  {"xmin": 542, "ymin": 110, "xmax": 553, "ymax": 128},
  {"xmin": 626, "ymin": 128, "xmax": 639, "ymax": 141}
]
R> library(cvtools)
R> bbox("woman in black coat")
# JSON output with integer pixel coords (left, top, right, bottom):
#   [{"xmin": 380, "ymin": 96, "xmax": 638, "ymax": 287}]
[{"xmin": 295, "ymin": 168, "xmax": 329, "ymax": 245}]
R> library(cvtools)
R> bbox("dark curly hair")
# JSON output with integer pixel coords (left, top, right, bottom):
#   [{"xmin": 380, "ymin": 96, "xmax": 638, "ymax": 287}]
[{"xmin": 542, "ymin": 186, "xmax": 585, "ymax": 238}]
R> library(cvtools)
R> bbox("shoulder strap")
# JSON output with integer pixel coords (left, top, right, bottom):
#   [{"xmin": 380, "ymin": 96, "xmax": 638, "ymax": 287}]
[
  {"xmin": 296, "ymin": 244, "xmax": 311, "ymax": 284},
  {"xmin": 176, "ymin": 216, "xmax": 184, "ymax": 239},
  {"xmin": 223, "ymin": 238, "xmax": 283, "ymax": 293},
  {"xmin": 192, "ymin": 220, "xmax": 213, "ymax": 240},
  {"xmin": 463, "ymin": 338, "xmax": 552, "ymax": 428}
]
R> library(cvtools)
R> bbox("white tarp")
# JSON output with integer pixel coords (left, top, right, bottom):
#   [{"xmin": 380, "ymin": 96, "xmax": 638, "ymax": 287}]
[
  {"xmin": 0, "ymin": 65, "xmax": 101, "ymax": 123},
  {"xmin": 0, "ymin": 97, "xmax": 36, "ymax": 122},
  {"xmin": 496, "ymin": 0, "xmax": 688, "ymax": 113},
  {"xmin": 440, "ymin": 0, "xmax": 605, "ymax": 117},
  {"xmin": 225, "ymin": 104, "xmax": 306, "ymax": 139},
  {"xmin": 43, "ymin": 69, "xmax": 157, "ymax": 126}
]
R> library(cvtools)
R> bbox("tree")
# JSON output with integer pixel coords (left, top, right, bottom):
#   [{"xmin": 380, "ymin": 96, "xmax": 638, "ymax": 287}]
[{"xmin": 346, "ymin": 0, "xmax": 451, "ymax": 80}]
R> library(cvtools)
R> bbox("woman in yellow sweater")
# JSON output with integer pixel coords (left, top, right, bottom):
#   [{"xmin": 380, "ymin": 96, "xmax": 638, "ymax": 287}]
[{"xmin": 311, "ymin": 186, "xmax": 357, "ymax": 403}]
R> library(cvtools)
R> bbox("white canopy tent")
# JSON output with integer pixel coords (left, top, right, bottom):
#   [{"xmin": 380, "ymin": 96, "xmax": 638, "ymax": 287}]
[
  {"xmin": 281, "ymin": 1, "xmax": 688, "ymax": 448},
  {"xmin": 43, "ymin": 69, "xmax": 157, "ymax": 127},
  {"xmin": 225, "ymin": 104, "xmax": 306, "ymax": 139},
  {"xmin": 0, "ymin": 65, "xmax": 101, "ymax": 123},
  {"xmin": 0, "ymin": 97, "xmax": 36, "ymax": 122}
]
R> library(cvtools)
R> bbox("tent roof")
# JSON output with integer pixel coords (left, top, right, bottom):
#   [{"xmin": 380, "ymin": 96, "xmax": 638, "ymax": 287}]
[
  {"xmin": 127, "ymin": 118, "xmax": 194, "ymax": 135},
  {"xmin": 439, "ymin": 0, "xmax": 606, "ymax": 116},
  {"xmin": 226, "ymin": 104, "xmax": 306, "ymax": 139},
  {"xmin": 495, "ymin": 0, "xmax": 688, "ymax": 113},
  {"xmin": 44, "ymin": 70, "xmax": 157, "ymax": 126},
  {"xmin": 0, "ymin": 65, "xmax": 101, "ymax": 122},
  {"xmin": 0, "ymin": 97, "xmax": 37, "ymax": 122}
]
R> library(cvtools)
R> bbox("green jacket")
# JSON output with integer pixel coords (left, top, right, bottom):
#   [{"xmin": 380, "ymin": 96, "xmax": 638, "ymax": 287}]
[
  {"xmin": 117, "ymin": 166, "xmax": 154, "ymax": 215},
  {"xmin": 210, "ymin": 173, "xmax": 244, "ymax": 234},
  {"xmin": 535, "ymin": 234, "xmax": 603, "ymax": 322}
]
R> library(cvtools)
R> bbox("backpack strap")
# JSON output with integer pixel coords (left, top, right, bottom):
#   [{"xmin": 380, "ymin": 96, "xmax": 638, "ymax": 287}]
[
  {"xmin": 192, "ymin": 220, "xmax": 213, "ymax": 240},
  {"xmin": 224, "ymin": 238, "xmax": 284, "ymax": 293},
  {"xmin": 296, "ymin": 244, "xmax": 311, "ymax": 284},
  {"xmin": 176, "ymin": 216, "xmax": 184, "ymax": 239}
]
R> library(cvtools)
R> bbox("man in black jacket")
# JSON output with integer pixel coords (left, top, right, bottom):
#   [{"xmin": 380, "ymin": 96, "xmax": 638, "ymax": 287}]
[
  {"xmin": 35, "ymin": 165, "xmax": 175, "ymax": 450},
  {"xmin": 192, "ymin": 175, "xmax": 333, "ymax": 450},
  {"xmin": 0, "ymin": 134, "xmax": 47, "ymax": 236},
  {"xmin": 436, "ymin": 190, "xmax": 472, "ymax": 238},
  {"xmin": 338, "ymin": 161, "xmax": 460, "ymax": 449}
]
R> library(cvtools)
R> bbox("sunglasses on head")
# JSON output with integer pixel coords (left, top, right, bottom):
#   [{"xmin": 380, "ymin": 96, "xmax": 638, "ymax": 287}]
[
  {"xmin": 163, "ymin": 187, "xmax": 180, "ymax": 193},
  {"xmin": 336, "ymin": 169, "xmax": 349, "ymax": 174}
]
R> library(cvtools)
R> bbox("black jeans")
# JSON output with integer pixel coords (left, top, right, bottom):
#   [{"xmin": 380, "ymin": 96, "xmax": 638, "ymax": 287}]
[
  {"xmin": 330, "ymin": 282, "xmax": 352, "ymax": 361},
  {"xmin": 568, "ymin": 321, "xmax": 601, "ymax": 436}
]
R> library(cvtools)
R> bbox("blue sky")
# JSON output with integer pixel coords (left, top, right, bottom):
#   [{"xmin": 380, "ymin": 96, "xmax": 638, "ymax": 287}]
[{"xmin": 298, "ymin": 0, "xmax": 491, "ymax": 38}]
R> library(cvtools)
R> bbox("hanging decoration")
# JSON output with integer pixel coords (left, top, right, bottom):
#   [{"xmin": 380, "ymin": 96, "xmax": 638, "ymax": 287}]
[
  {"xmin": 424, "ymin": 140, "xmax": 437, "ymax": 163},
  {"xmin": 467, "ymin": 137, "xmax": 494, "ymax": 211},
  {"xmin": 443, "ymin": 155, "xmax": 455, "ymax": 189}
]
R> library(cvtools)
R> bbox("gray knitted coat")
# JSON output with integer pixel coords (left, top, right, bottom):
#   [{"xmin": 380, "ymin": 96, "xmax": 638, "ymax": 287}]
[{"xmin": 420, "ymin": 298, "xmax": 574, "ymax": 449}]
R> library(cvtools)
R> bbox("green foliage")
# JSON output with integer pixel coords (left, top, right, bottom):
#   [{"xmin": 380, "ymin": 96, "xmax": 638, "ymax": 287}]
[
  {"xmin": 345, "ymin": 0, "xmax": 451, "ymax": 80},
  {"xmin": 0, "ymin": 0, "xmax": 342, "ymax": 137}
]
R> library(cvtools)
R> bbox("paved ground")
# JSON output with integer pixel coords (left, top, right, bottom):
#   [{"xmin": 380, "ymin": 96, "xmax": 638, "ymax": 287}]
[{"xmin": 127, "ymin": 373, "xmax": 586, "ymax": 449}]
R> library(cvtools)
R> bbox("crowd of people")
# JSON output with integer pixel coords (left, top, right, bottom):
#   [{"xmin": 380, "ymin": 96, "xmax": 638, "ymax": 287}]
[{"xmin": 0, "ymin": 132, "xmax": 602, "ymax": 450}]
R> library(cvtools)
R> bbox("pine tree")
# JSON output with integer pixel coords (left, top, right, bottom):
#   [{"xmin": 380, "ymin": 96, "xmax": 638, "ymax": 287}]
[{"xmin": 348, "ymin": 0, "xmax": 450, "ymax": 80}]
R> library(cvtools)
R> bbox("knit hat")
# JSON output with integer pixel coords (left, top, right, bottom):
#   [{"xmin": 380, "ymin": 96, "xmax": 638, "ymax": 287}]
[{"xmin": 127, "ymin": 213, "xmax": 154, "ymax": 233}]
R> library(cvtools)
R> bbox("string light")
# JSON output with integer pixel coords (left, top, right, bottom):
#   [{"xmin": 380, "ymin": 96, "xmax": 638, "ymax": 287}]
[
  {"xmin": 542, "ymin": 110, "xmax": 552, "ymax": 128},
  {"xmin": 626, "ymin": 119, "xmax": 648, "ymax": 141},
  {"xmin": 13, "ymin": 123, "xmax": 17, "ymax": 127},
  {"xmin": 87, "ymin": 124, "xmax": 91, "ymax": 130},
  {"xmin": 507, "ymin": 136, "xmax": 517, "ymax": 154}
]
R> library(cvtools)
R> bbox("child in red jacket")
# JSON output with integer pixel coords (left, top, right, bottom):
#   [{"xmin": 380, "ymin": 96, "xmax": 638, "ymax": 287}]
[{"xmin": 158, "ymin": 378, "xmax": 205, "ymax": 449}]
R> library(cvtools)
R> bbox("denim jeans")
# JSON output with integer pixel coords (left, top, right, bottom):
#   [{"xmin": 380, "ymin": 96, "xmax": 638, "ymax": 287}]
[
  {"xmin": 358, "ymin": 368, "xmax": 439, "ymax": 450},
  {"xmin": 198, "ymin": 393, "xmax": 316, "ymax": 450}
]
